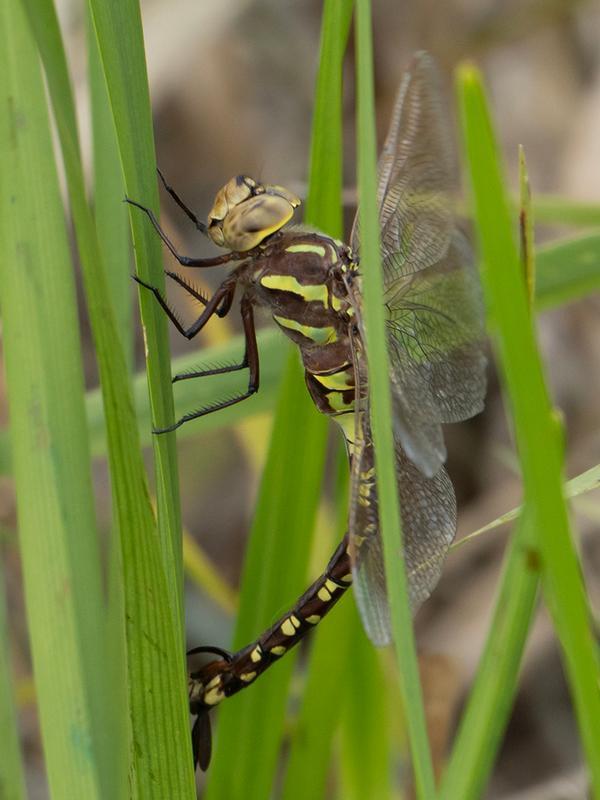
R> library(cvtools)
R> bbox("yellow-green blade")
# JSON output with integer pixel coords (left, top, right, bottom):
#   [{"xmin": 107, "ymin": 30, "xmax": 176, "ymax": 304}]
[
  {"xmin": 354, "ymin": 4, "xmax": 436, "ymax": 797},
  {"xmin": 0, "ymin": 1, "xmax": 106, "ymax": 793},
  {"xmin": 457, "ymin": 62, "xmax": 600, "ymax": 796}
]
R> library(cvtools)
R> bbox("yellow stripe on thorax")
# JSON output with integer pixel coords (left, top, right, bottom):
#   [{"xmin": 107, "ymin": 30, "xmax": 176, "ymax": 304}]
[
  {"xmin": 285, "ymin": 243, "xmax": 327, "ymax": 256},
  {"xmin": 273, "ymin": 314, "xmax": 338, "ymax": 344},
  {"xmin": 260, "ymin": 273, "xmax": 329, "ymax": 306}
]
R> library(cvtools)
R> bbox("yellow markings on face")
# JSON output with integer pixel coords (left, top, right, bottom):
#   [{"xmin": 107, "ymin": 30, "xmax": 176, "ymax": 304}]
[
  {"xmin": 270, "ymin": 645, "xmax": 287, "ymax": 656},
  {"xmin": 240, "ymin": 671, "xmax": 257, "ymax": 683},
  {"xmin": 317, "ymin": 585, "xmax": 332, "ymax": 602},
  {"xmin": 280, "ymin": 615, "xmax": 301, "ymax": 637},
  {"xmin": 306, "ymin": 614, "xmax": 321, "ymax": 624},
  {"xmin": 205, "ymin": 675, "xmax": 221, "ymax": 691},
  {"xmin": 260, "ymin": 274, "xmax": 329, "ymax": 306},
  {"xmin": 250, "ymin": 645, "xmax": 263, "ymax": 663},
  {"xmin": 273, "ymin": 314, "xmax": 338, "ymax": 345},
  {"xmin": 285, "ymin": 243, "xmax": 326, "ymax": 257},
  {"xmin": 312, "ymin": 369, "xmax": 354, "ymax": 392}
]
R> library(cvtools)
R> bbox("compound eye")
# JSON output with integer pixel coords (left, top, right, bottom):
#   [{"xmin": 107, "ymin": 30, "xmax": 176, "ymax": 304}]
[
  {"xmin": 207, "ymin": 219, "xmax": 225, "ymax": 247},
  {"xmin": 225, "ymin": 177, "xmax": 253, "ymax": 208},
  {"xmin": 222, "ymin": 194, "xmax": 296, "ymax": 251}
]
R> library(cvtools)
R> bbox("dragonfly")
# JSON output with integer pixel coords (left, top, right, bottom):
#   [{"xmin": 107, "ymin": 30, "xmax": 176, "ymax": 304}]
[{"xmin": 128, "ymin": 52, "xmax": 486, "ymax": 770}]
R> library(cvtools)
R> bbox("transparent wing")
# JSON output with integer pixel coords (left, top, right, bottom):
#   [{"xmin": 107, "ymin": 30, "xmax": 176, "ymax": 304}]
[
  {"xmin": 351, "ymin": 52, "xmax": 486, "ymax": 478},
  {"xmin": 349, "ymin": 417, "xmax": 456, "ymax": 647}
]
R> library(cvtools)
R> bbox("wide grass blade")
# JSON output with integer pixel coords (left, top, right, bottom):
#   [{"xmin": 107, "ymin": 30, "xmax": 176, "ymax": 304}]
[
  {"xmin": 20, "ymin": 0, "xmax": 195, "ymax": 793},
  {"xmin": 457, "ymin": 62, "xmax": 600, "ymax": 795},
  {"xmin": 354, "ymin": 4, "xmax": 436, "ymax": 797},
  {"xmin": 279, "ymin": 3, "xmax": 355, "ymax": 795},
  {"xmin": 204, "ymin": 358, "xmax": 329, "ymax": 800},
  {"xmin": 339, "ymin": 605, "xmax": 392, "ymax": 800},
  {"xmin": 0, "ymin": 1, "xmax": 107, "ymax": 793},
  {"xmin": 204, "ymin": 5, "xmax": 352, "ymax": 795},
  {"xmin": 87, "ymin": 0, "xmax": 183, "ymax": 604}
]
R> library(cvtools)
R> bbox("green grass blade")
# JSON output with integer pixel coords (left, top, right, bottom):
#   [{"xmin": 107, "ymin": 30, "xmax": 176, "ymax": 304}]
[
  {"xmin": 279, "ymin": 3, "xmax": 354, "ymax": 795},
  {"xmin": 280, "ymin": 596, "xmax": 355, "ymax": 800},
  {"xmin": 205, "ymin": 358, "xmax": 329, "ymax": 800},
  {"xmin": 439, "ymin": 510, "xmax": 539, "ymax": 799},
  {"xmin": 0, "ymin": 2, "xmax": 106, "ymax": 793},
  {"xmin": 204, "ymin": 5, "xmax": 350, "ymax": 795},
  {"xmin": 457, "ymin": 62, "xmax": 600, "ymax": 795},
  {"xmin": 354, "ymin": 5, "xmax": 436, "ymax": 797},
  {"xmin": 88, "ymin": 13, "xmax": 133, "ymax": 368},
  {"xmin": 535, "ymin": 232, "xmax": 600, "ymax": 310},
  {"xmin": 87, "ymin": 0, "xmax": 184, "ymax": 602},
  {"xmin": 0, "ymin": 563, "xmax": 27, "ymax": 800},
  {"xmin": 20, "ymin": 0, "xmax": 194, "ymax": 793},
  {"xmin": 339, "ymin": 605, "xmax": 392, "ymax": 800},
  {"xmin": 455, "ymin": 462, "xmax": 600, "ymax": 550},
  {"xmin": 531, "ymin": 195, "xmax": 600, "ymax": 227}
]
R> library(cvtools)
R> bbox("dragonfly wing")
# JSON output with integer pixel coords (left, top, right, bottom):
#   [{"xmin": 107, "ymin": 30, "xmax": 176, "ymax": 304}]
[
  {"xmin": 386, "ymin": 230, "xmax": 486, "ymax": 476},
  {"xmin": 351, "ymin": 51, "xmax": 454, "ymax": 280},
  {"xmin": 351, "ymin": 52, "xmax": 486, "ymax": 476},
  {"xmin": 350, "ymin": 419, "xmax": 456, "ymax": 647}
]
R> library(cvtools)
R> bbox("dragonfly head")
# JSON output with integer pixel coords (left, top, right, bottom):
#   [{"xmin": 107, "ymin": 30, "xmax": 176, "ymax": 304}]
[{"xmin": 207, "ymin": 175, "xmax": 301, "ymax": 252}]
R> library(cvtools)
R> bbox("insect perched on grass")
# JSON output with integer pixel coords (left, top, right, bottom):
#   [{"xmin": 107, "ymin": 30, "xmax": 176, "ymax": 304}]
[{"xmin": 128, "ymin": 52, "xmax": 486, "ymax": 771}]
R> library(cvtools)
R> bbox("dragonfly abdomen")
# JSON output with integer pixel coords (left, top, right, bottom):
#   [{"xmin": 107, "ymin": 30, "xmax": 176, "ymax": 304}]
[{"xmin": 188, "ymin": 534, "xmax": 353, "ymax": 714}]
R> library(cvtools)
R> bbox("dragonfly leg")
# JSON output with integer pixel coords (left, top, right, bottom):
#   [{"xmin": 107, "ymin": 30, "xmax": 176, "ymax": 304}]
[
  {"xmin": 164, "ymin": 270, "xmax": 232, "ymax": 319},
  {"xmin": 125, "ymin": 197, "xmax": 238, "ymax": 267},
  {"xmin": 134, "ymin": 274, "xmax": 236, "ymax": 342},
  {"xmin": 154, "ymin": 294, "xmax": 259, "ymax": 433},
  {"xmin": 157, "ymin": 168, "xmax": 208, "ymax": 236}
]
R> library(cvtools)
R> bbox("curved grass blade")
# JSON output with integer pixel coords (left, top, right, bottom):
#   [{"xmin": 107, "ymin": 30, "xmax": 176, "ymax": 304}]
[
  {"xmin": 354, "ymin": 4, "xmax": 436, "ymax": 797},
  {"xmin": 439, "ymin": 510, "xmax": 539, "ymax": 800},
  {"xmin": 456, "ymin": 62, "xmax": 600, "ymax": 795}
]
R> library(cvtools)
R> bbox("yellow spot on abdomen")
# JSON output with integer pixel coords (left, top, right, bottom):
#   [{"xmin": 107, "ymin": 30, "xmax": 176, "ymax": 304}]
[
  {"xmin": 317, "ymin": 586, "xmax": 332, "ymax": 602},
  {"xmin": 240, "ymin": 671, "xmax": 257, "ymax": 683},
  {"xmin": 306, "ymin": 614, "xmax": 321, "ymax": 624},
  {"xmin": 280, "ymin": 615, "xmax": 301, "ymax": 636},
  {"xmin": 271, "ymin": 645, "xmax": 286, "ymax": 656},
  {"xmin": 250, "ymin": 646, "xmax": 263, "ymax": 663}
]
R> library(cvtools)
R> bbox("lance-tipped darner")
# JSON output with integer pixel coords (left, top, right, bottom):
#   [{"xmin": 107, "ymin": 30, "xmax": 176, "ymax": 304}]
[{"xmin": 129, "ymin": 51, "xmax": 486, "ymax": 771}]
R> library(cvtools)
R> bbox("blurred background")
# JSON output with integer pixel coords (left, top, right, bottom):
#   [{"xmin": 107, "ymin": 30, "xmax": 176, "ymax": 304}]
[{"xmin": 3, "ymin": 0, "xmax": 600, "ymax": 797}]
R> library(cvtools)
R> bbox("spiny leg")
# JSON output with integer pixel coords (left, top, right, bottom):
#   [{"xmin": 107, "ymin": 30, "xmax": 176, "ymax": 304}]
[
  {"xmin": 154, "ymin": 295, "xmax": 259, "ymax": 434},
  {"xmin": 157, "ymin": 168, "xmax": 208, "ymax": 236},
  {"xmin": 134, "ymin": 274, "xmax": 236, "ymax": 340},
  {"xmin": 165, "ymin": 270, "xmax": 232, "ymax": 319},
  {"xmin": 125, "ymin": 197, "xmax": 239, "ymax": 268}
]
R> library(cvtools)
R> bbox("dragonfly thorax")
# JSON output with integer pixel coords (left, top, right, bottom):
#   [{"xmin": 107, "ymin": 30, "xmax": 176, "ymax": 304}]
[{"xmin": 207, "ymin": 175, "xmax": 301, "ymax": 251}]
